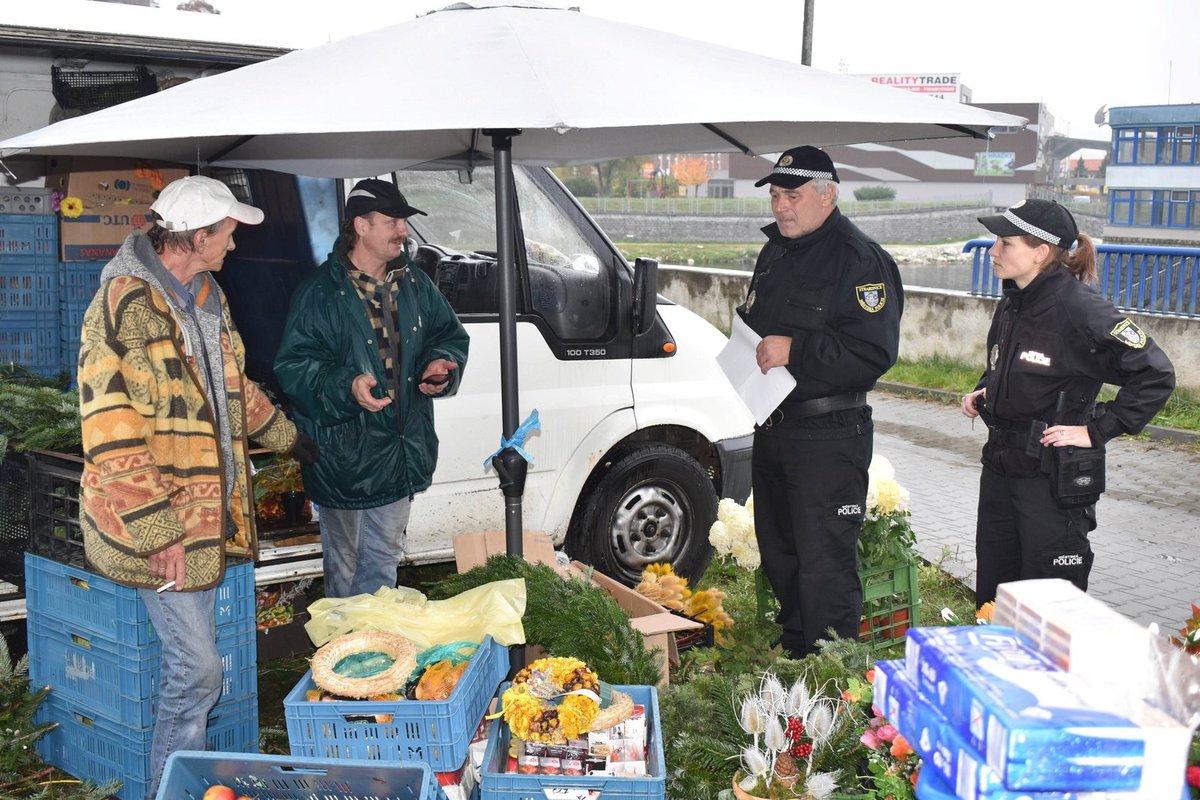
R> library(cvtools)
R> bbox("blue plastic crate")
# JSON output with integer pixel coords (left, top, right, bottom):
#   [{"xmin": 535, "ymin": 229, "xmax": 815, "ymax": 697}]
[
  {"xmin": 0, "ymin": 316, "xmax": 61, "ymax": 371},
  {"xmin": 28, "ymin": 614, "xmax": 257, "ymax": 729},
  {"xmin": 24, "ymin": 552, "xmax": 255, "ymax": 646},
  {"xmin": 479, "ymin": 684, "xmax": 665, "ymax": 800},
  {"xmin": 157, "ymin": 752, "xmax": 436, "ymax": 800},
  {"xmin": 0, "ymin": 266, "xmax": 57, "ymax": 312},
  {"xmin": 0, "ymin": 215, "xmax": 57, "ymax": 259},
  {"xmin": 284, "ymin": 635, "xmax": 509, "ymax": 771},
  {"xmin": 35, "ymin": 693, "xmax": 258, "ymax": 800},
  {"xmin": 58, "ymin": 260, "xmax": 105, "ymax": 304}
]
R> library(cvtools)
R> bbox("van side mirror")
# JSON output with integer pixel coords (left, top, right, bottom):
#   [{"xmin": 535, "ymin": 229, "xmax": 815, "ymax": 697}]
[{"xmin": 632, "ymin": 257, "xmax": 658, "ymax": 336}]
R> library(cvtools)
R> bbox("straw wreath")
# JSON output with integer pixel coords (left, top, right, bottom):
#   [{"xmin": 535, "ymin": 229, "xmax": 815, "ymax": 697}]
[{"xmin": 310, "ymin": 630, "xmax": 417, "ymax": 698}]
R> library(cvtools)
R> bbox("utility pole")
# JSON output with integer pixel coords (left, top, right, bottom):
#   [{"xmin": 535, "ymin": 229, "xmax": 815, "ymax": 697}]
[{"xmin": 801, "ymin": 0, "xmax": 815, "ymax": 66}]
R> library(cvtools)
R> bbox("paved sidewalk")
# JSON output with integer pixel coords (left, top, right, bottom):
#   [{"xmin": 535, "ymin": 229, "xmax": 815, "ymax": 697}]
[{"xmin": 871, "ymin": 390, "xmax": 1200, "ymax": 633}]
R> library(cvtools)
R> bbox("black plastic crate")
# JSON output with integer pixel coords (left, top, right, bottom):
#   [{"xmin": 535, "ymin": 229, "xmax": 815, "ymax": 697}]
[
  {"xmin": 0, "ymin": 454, "xmax": 30, "ymax": 589},
  {"xmin": 51, "ymin": 66, "xmax": 157, "ymax": 111},
  {"xmin": 26, "ymin": 449, "xmax": 85, "ymax": 568}
]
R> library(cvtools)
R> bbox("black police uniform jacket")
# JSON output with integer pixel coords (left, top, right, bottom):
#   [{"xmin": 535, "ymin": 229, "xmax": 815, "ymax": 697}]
[
  {"xmin": 741, "ymin": 208, "xmax": 903, "ymax": 404},
  {"xmin": 977, "ymin": 263, "xmax": 1175, "ymax": 472}
]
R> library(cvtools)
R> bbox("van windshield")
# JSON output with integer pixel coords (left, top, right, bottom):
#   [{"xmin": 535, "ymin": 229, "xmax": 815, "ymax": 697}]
[
  {"xmin": 395, "ymin": 167, "xmax": 601, "ymax": 273},
  {"xmin": 395, "ymin": 167, "xmax": 613, "ymax": 341}
]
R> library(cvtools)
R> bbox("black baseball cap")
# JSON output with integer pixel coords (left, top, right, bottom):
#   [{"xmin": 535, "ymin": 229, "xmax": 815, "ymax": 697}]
[
  {"xmin": 345, "ymin": 178, "xmax": 426, "ymax": 219},
  {"xmin": 978, "ymin": 199, "xmax": 1078, "ymax": 247},
  {"xmin": 754, "ymin": 145, "xmax": 840, "ymax": 188}
]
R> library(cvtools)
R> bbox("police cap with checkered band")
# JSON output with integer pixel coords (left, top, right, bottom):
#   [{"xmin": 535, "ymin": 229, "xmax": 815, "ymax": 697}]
[
  {"xmin": 754, "ymin": 146, "xmax": 840, "ymax": 189},
  {"xmin": 978, "ymin": 199, "xmax": 1079, "ymax": 248}
]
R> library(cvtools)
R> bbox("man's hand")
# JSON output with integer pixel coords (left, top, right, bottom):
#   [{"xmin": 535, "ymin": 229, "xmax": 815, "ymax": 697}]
[
  {"xmin": 289, "ymin": 431, "xmax": 321, "ymax": 465},
  {"xmin": 148, "ymin": 541, "xmax": 186, "ymax": 591},
  {"xmin": 419, "ymin": 359, "xmax": 458, "ymax": 396},
  {"xmin": 352, "ymin": 373, "xmax": 392, "ymax": 411},
  {"xmin": 756, "ymin": 335, "xmax": 792, "ymax": 374}
]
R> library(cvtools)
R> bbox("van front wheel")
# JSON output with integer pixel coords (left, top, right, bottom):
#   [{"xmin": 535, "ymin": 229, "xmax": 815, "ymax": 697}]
[{"xmin": 571, "ymin": 445, "xmax": 717, "ymax": 586}]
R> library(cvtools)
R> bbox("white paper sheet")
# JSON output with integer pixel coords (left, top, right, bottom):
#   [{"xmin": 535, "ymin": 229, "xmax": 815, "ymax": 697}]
[{"xmin": 716, "ymin": 316, "xmax": 797, "ymax": 425}]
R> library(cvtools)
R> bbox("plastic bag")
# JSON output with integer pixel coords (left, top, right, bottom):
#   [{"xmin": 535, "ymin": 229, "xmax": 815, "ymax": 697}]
[{"xmin": 304, "ymin": 577, "xmax": 526, "ymax": 649}]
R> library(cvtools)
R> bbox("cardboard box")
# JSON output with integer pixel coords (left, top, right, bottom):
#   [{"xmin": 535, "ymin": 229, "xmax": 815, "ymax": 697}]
[
  {"xmin": 451, "ymin": 532, "xmax": 701, "ymax": 687},
  {"xmin": 58, "ymin": 203, "xmax": 154, "ymax": 261},
  {"xmin": 453, "ymin": 529, "xmax": 559, "ymax": 571},
  {"xmin": 575, "ymin": 561, "xmax": 700, "ymax": 687},
  {"xmin": 46, "ymin": 157, "xmax": 188, "ymax": 261},
  {"xmin": 46, "ymin": 156, "xmax": 188, "ymax": 209}
]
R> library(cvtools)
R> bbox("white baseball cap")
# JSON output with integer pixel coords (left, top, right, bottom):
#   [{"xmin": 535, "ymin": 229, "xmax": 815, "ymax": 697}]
[{"xmin": 150, "ymin": 175, "xmax": 264, "ymax": 231}]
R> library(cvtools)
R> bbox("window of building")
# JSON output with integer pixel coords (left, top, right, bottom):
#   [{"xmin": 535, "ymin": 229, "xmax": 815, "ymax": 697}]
[
  {"xmin": 706, "ymin": 179, "xmax": 734, "ymax": 199},
  {"xmin": 1110, "ymin": 188, "xmax": 1200, "ymax": 229},
  {"xmin": 1115, "ymin": 129, "xmax": 1137, "ymax": 164},
  {"xmin": 1136, "ymin": 129, "xmax": 1159, "ymax": 164},
  {"xmin": 1172, "ymin": 126, "xmax": 1197, "ymax": 164},
  {"xmin": 1110, "ymin": 189, "xmax": 1133, "ymax": 225}
]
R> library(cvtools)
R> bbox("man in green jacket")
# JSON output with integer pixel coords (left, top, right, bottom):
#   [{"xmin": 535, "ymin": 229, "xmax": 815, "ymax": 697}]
[{"xmin": 275, "ymin": 179, "xmax": 469, "ymax": 597}]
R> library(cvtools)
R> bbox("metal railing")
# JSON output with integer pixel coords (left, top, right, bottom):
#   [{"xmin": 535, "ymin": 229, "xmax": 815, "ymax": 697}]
[{"xmin": 963, "ymin": 239, "xmax": 1200, "ymax": 317}]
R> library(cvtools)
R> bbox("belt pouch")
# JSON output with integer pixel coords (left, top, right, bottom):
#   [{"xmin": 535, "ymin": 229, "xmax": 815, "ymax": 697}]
[{"xmin": 1049, "ymin": 444, "xmax": 1105, "ymax": 508}]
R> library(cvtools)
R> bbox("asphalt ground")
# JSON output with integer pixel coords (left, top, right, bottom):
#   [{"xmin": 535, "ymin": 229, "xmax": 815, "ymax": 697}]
[{"xmin": 871, "ymin": 386, "xmax": 1200, "ymax": 634}]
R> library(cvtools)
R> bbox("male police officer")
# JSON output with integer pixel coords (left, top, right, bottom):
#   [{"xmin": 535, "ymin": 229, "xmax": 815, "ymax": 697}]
[{"xmin": 740, "ymin": 146, "xmax": 904, "ymax": 658}]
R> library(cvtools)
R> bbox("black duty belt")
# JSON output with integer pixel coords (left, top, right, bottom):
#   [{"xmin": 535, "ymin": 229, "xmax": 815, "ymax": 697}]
[
  {"xmin": 762, "ymin": 392, "xmax": 867, "ymax": 428},
  {"xmin": 987, "ymin": 428, "xmax": 1029, "ymax": 449}
]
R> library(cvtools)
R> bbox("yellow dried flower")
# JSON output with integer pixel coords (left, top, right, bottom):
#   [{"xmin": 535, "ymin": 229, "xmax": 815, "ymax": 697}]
[
  {"xmin": 60, "ymin": 196, "xmax": 84, "ymax": 219},
  {"xmin": 502, "ymin": 657, "xmax": 600, "ymax": 743}
]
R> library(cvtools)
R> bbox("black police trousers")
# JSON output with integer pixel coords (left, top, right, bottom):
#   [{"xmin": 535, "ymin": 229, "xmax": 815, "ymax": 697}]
[
  {"xmin": 751, "ymin": 407, "xmax": 872, "ymax": 658},
  {"xmin": 975, "ymin": 464, "xmax": 1096, "ymax": 607}
]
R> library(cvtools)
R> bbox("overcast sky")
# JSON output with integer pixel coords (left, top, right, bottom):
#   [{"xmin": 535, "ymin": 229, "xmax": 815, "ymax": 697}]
[
  {"xmin": 202, "ymin": 0, "xmax": 1198, "ymax": 147},
  {"xmin": 61, "ymin": 0, "xmax": 1200, "ymax": 149}
]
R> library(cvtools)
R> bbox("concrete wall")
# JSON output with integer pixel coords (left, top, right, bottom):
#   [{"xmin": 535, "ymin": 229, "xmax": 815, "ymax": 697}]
[
  {"xmin": 598, "ymin": 208, "xmax": 1104, "ymax": 245},
  {"xmin": 658, "ymin": 266, "xmax": 1200, "ymax": 391}
]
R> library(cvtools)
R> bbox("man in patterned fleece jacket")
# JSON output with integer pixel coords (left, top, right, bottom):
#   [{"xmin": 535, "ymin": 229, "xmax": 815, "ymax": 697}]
[{"xmin": 76, "ymin": 175, "xmax": 319, "ymax": 799}]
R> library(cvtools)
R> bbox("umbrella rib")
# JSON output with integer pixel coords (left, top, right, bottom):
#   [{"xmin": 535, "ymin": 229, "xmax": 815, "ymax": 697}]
[
  {"xmin": 207, "ymin": 135, "xmax": 258, "ymax": 163},
  {"xmin": 701, "ymin": 123, "xmax": 752, "ymax": 155},
  {"xmin": 939, "ymin": 123, "xmax": 988, "ymax": 140}
]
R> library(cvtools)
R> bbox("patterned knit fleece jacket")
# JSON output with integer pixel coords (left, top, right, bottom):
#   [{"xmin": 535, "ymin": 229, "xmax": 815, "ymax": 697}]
[{"xmin": 78, "ymin": 233, "xmax": 298, "ymax": 590}]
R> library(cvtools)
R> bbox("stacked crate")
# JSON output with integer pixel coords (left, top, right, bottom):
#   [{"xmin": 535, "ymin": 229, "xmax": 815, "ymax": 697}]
[
  {"xmin": 58, "ymin": 260, "xmax": 106, "ymax": 374},
  {"xmin": 26, "ymin": 553, "xmax": 259, "ymax": 800},
  {"xmin": 0, "ymin": 212, "xmax": 61, "ymax": 377}
]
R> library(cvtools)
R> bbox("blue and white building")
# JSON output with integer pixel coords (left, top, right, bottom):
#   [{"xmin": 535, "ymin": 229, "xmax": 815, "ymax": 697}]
[{"xmin": 1104, "ymin": 103, "xmax": 1200, "ymax": 245}]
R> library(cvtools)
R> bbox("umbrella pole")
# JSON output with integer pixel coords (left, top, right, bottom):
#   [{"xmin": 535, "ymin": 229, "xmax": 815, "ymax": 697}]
[
  {"xmin": 487, "ymin": 130, "xmax": 527, "ymax": 561},
  {"xmin": 488, "ymin": 129, "xmax": 528, "ymax": 678}
]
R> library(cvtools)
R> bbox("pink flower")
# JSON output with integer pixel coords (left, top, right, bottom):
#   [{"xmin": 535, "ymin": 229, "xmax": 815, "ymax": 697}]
[
  {"xmin": 1186, "ymin": 765, "xmax": 1200, "ymax": 787},
  {"xmin": 876, "ymin": 724, "xmax": 898, "ymax": 742},
  {"xmin": 868, "ymin": 715, "xmax": 888, "ymax": 730},
  {"xmin": 859, "ymin": 729, "xmax": 881, "ymax": 750}
]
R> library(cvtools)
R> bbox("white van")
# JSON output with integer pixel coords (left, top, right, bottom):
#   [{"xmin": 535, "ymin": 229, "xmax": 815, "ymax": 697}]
[{"xmin": 228, "ymin": 165, "xmax": 754, "ymax": 586}]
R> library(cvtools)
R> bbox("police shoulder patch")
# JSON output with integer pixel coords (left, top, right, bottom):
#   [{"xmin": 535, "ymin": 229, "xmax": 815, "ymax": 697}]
[
  {"xmin": 1110, "ymin": 318, "xmax": 1146, "ymax": 349},
  {"xmin": 856, "ymin": 283, "xmax": 886, "ymax": 313}
]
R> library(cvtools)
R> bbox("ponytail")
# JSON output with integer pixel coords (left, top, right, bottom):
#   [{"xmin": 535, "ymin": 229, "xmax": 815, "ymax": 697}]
[{"xmin": 1062, "ymin": 233, "xmax": 1097, "ymax": 285}]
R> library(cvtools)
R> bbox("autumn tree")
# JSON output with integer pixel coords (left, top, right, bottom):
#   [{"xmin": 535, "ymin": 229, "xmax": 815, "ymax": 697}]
[{"xmin": 672, "ymin": 155, "xmax": 709, "ymax": 197}]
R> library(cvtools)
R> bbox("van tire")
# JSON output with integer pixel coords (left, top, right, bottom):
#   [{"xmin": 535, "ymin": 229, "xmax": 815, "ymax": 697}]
[{"xmin": 570, "ymin": 444, "xmax": 717, "ymax": 586}]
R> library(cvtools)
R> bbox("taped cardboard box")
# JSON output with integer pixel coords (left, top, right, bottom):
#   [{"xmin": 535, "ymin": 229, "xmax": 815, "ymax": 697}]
[
  {"xmin": 449, "ymin": 531, "xmax": 701, "ymax": 686},
  {"xmin": 46, "ymin": 157, "xmax": 188, "ymax": 261},
  {"xmin": 46, "ymin": 156, "xmax": 187, "ymax": 209}
]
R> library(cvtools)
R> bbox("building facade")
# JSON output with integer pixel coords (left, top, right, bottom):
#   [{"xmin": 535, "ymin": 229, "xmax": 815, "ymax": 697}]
[{"xmin": 1103, "ymin": 103, "xmax": 1200, "ymax": 245}]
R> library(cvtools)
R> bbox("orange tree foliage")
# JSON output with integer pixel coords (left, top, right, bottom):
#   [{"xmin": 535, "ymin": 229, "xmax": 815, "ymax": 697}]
[{"xmin": 672, "ymin": 156, "xmax": 709, "ymax": 196}]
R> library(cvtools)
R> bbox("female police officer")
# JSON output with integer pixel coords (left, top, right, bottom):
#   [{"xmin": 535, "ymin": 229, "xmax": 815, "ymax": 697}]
[{"xmin": 960, "ymin": 199, "xmax": 1174, "ymax": 607}]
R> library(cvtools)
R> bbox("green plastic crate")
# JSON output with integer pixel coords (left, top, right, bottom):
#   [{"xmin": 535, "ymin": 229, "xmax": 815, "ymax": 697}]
[{"xmin": 858, "ymin": 559, "xmax": 920, "ymax": 650}]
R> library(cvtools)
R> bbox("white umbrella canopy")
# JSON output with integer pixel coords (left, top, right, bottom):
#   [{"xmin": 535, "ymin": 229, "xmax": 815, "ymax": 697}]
[
  {"xmin": 2, "ymin": 1, "xmax": 1026, "ymax": 554},
  {"xmin": 0, "ymin": 1, "xmax": 1026, "ymax": 174}
]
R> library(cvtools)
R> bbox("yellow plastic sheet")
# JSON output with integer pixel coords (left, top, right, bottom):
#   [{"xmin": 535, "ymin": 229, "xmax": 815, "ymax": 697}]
[{"xmin": 304, "ymin": 578, "xmax": 527, "ymax": 649}]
